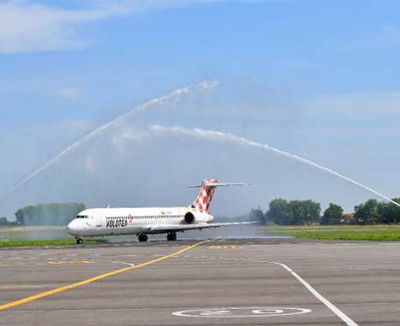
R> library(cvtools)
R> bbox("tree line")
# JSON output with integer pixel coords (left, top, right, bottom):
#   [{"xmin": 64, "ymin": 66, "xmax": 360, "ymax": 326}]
[
  {"xmin": 1, "ymin": 198, "xmax": 399, "ymax": 227},
  {"xmin": 0, "ymin": 203, "xmax": 85, "ymax": 226},
  {"xmin": 249, "ymin": 198, "xmax": 400, "ymax": 225}
]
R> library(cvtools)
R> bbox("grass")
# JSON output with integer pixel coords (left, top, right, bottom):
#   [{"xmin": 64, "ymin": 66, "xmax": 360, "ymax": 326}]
[
  {"xmin": 266, "ymin": 224, "xmax": 400, "ymax": 241},
  {"xmin": 0, "ymin": 238, "xmax": 108, "ymax": 247}
]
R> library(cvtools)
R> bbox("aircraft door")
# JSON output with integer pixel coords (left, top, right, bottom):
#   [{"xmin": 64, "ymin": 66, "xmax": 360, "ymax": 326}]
[{"xmin": 94, "ymin": 213, "xmax": 103, "ymax": 228}]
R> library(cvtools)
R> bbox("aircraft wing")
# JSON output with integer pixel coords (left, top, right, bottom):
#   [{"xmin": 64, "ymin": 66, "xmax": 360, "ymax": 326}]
[{"xmin": 145, "ymin": 222, "xmax": 254, "ymax": 234}]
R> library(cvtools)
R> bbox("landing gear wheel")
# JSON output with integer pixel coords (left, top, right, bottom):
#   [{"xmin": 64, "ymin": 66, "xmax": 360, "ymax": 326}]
[
  {"xmin": 138, "ymin": 234, "xmax": 148, "ymax": 242},
  {"xmin": 167, "ymin": 232, "xmax": 177, "ymax": 241},
  {"xmin": 76, "ymin": 237, "xmax": 83, "ymax": 244}
]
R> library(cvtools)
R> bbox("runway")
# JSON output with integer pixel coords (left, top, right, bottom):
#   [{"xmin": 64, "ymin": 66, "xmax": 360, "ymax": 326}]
[{"xmin": 0, "ymin": 238, "xmax": 399, "ymax": 325}]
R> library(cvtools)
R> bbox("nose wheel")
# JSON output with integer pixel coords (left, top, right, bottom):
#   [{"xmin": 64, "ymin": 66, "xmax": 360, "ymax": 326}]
[
  {"xmin": 167, "ymin": 232, "xmax": 177, "ymax": 241},
  {"xmin": 138, "ymin": 234, "xmax": 148, "ymax": 242},
  {"xmin": 75, "ymin": 237, "xmax": 83, "ymax": 244}
]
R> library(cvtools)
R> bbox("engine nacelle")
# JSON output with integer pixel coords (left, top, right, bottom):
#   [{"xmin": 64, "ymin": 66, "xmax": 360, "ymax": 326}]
[
  {"xmin": 183, "ymin": 210, "xmax": 212, "ymax": 224},
  {"xmin": 184, "ymin": 212, "xmax": 195, "ymax": 224}
]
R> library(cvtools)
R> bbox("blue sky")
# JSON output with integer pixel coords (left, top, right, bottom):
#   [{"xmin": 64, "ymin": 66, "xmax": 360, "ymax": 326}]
[{"xmin": 1, "ymin": 1, "xmax": 400, "ymax": 216}]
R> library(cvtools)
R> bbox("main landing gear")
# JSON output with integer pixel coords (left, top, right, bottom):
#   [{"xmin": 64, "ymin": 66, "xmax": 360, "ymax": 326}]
[
  {"xmin": 75, "ymin": 237, "xmax": 83, "ymax": 244},
  {"xmin": 167, "ymin": 232, "xmax": 177, "ymax": 241},
  {"xmin": 138, "ymin": 234, "xmax": 148, "ymax": 242}
]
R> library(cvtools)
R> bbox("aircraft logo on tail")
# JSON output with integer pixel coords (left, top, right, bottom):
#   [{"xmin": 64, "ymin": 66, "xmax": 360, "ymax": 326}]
[
  {"xmin": 190, "ymin": 178, "xmax": 248, "ymax": 212},
  {"xmin": 192, "ymin": 178, "xmax": 218, "ymax": 212}
]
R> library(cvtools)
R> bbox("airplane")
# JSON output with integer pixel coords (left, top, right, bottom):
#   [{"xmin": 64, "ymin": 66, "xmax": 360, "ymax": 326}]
[{"xmin": 67, "ymin": 178, "xmax": 251, "ymax": 244}]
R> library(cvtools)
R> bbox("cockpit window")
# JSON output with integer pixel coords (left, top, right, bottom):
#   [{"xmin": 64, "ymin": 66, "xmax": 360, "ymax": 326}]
[{"xmin": 76, "ymin": 215, "xmax": 88, "ymax": 219}]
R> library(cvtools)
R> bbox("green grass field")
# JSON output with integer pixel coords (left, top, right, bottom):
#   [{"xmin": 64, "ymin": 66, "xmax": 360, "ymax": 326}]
[
  {"xmin": 266, "ymin": 224, "xmax": 400, "ymax": 241},
  {"xmin": 0, "ymin": 238, "xmax": 108, "ymax": 247},
  {"xmin": 0, "ymin": 226, "xmax": 108, "ymax": 247}
]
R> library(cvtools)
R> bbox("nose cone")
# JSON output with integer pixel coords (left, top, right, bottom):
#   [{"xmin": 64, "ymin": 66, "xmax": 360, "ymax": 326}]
[{"xmin": 67, "ymin": 219, "xmax": 81, "ymax": 235}]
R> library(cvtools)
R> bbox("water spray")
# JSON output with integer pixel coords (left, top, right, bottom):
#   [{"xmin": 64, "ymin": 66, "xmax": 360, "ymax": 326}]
[
  {"xmin": 0, "ymin": 81, "xmax": 219, "ymax": 201},
  {"xmin": 124, "ymin": 125, "xmax": 400, "ymax": 208}
]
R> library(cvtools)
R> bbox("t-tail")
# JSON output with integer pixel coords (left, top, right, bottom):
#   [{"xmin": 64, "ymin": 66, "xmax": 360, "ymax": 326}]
[{"xmin": 189, "ymin": 178, "xmax": 247, "ymax": 212}]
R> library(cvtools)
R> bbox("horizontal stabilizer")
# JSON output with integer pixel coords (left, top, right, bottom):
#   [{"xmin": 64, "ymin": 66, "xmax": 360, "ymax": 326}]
[{"xmin": 188, "ymin": 182, "xmax": 249, "ymax": 188}]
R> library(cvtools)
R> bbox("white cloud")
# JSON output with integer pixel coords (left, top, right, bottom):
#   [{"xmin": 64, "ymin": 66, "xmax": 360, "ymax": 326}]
[
  {"xmin": 0, "ymin": 1, "xmax": 205, "ymax": 54},
  {"xmin": 0, "ymin": 1, "xmax": 138, "ymax": 53}
]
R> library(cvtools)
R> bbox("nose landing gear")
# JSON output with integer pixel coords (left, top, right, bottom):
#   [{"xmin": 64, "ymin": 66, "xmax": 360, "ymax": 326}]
[{"xmin": 75, "ymin": 237, "xmax": 83, "ymax": 244}]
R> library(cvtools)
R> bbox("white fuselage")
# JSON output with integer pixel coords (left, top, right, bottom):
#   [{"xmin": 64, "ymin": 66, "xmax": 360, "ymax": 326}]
[{"xmin": 67, "ymin": 207, "xmax": 213, "ymax": 237}]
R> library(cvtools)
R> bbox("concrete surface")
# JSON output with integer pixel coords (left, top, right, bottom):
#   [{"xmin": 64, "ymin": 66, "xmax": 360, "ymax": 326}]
[{"xmin": 0, "ymin": 238, "xmax": 399, "ymax": 325}]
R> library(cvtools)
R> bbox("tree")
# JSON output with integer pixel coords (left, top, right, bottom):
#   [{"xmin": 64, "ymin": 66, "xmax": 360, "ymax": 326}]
[
  {"xmin": 266, "ymin": 199, "xmax": 290, "ymax": 225},
  {"xmin": 15, "ymin": 208, "xmax": 24, "ymax": 225},
  {"xmin": 354, "ymin": 199, "xmax": 379, "ymax": 224},
  {"xmin": 266, "ymin": 198, "xmax": 321, "ymax": 225},
  {"xmin": 248, "ymin": 208, "xmax": 266, "ymax": 225},
  {"xmin": 288, "ymin": 200, "xmax": 321, "ymax": 225},
  {"xmin": 321, "ymin": 203, "xmax": 344, "ymax": 225},
  {"xmin": 14, "ymin": 203, "xmax": 86, "ymax": 226},
  {"xmin": 0, "ymin": 217, "xmax": 9, "ymax": 226},
  {"xmin": 378, "ymin": 198, "xmax": 400, "ymax": 224}
]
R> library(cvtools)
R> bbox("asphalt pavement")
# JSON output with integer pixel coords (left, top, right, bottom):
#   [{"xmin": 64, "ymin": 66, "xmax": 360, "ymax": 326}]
[{"xmin": 0, "ymin": 238, "xmax": 399, "ymax": 325}]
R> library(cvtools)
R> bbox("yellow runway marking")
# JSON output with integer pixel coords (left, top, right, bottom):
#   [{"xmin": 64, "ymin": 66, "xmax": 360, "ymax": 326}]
[
  {"xmin": 48, "ymin": 260, "xmax": 89, "ymax": 265},
  {"xmin": 0, "ymin": 240, "xmax": 207, "ymax": 312}
]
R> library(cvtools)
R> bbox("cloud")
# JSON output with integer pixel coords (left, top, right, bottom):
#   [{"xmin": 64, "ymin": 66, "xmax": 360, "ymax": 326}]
[
  {"xmin": 54, "ymin": 87, "xmax": 81, "ymax": 100},
  {"xmin": 0, "ymin": 1, "xmax": 206, "ymax": 54},
  {"xmin": 0, "ymin": 1, "xmax": 136, "ymax": 53}
]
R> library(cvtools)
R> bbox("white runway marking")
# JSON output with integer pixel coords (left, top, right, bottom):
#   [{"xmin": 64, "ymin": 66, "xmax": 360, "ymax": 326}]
[
  {"xmin": 173, "ymin": 306, "xmax": 311, "ymax": 318},
  {"xmin": 178, "ymin": 255, "xmax": 359, "ymax": 325},
  {"xmin": 270, "ymin": 261, "xmax": 359, "ymax": 326}
]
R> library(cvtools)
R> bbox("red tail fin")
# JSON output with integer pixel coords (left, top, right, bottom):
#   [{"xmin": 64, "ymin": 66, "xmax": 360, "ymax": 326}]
[
  {"xmin": 192, "ymin": 178, "xmax": 218, "ymax": 212},
  {"xmin": 190, "ymin": 178, "xmax": 247, "ymax": 212}
]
